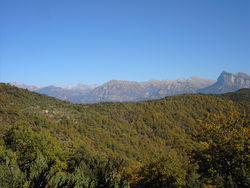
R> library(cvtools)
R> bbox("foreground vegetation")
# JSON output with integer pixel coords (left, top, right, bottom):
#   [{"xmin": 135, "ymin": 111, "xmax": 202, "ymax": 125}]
[{"xmin": 0, "ymin": 83, "xmax": 249, "ymax": 187}]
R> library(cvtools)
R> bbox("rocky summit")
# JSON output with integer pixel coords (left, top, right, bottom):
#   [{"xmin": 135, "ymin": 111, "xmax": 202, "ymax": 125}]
[
  {"xmin": 198, "ymin": 71, "xmax": 250, "ymax": 94},
  {"xmin": 10, "ymin": 71, "xmax": 250, "ymax": 103}
]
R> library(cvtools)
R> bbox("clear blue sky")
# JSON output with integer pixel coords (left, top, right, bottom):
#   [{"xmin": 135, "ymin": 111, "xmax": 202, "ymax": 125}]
[{"xmin": 0, "ymin": 0, "xmax": 249, "ymax": 87}]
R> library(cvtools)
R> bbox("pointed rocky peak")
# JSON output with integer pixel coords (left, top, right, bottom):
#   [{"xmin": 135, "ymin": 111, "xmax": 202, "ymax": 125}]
[
  {"xmin": 217, "ymin": 70, "xmax": 232, "ymax": 81},
  {"xmin": 222, "ymin": 70, "xmax": 229, "ymax": 74},
  {"xmin": 217, "ymin": 71, "xmax": 250, "ymax": 85},
  {"xmin": 198, "ymin": 71, "xmax": 250, "ymax": 94}
]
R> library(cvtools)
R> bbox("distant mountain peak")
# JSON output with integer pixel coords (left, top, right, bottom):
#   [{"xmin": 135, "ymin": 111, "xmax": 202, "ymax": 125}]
[
  {"xmin": 222, "ymin": 70, "xmax": 229, "ymax": 74},
  {"xmin": 9, "ymin": 76, "xmax": 216, "ymax": 103},
  {"xmin": 10, "ymin": 81, "xmax": 40, "ymax": 91},
  {"xmin": 235, "ymin": 72, "xmax": 250, "ymax": 78},
  {"xmin": 199, "ymin": 71, "xmax": 250, "ymax": 94},
  {"xmin": 67, "ymin": 83, "xmax": 98, "ymax": 90},
  {"xmin": 9, "ymin": 71, "xmax": 249, "ymax": 103},
  {"xmin": 217, "ymin": 71, "xmax": 231, "ymax": 81},
  {"xmin": 219, "ymin": 71, "xmax": 250, "ymax": 78}
]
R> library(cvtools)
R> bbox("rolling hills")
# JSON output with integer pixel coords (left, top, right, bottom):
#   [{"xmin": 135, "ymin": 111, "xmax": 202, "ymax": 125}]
[{"xmin": 0, "ymin": 83, "xmax": 249, "ymax": 187}]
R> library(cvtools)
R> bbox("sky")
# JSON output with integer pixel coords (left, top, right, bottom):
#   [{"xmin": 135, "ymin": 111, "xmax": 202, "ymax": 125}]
[{"xmin": 0, "ymin": 0, "xmax": 249, "ymax": 87}]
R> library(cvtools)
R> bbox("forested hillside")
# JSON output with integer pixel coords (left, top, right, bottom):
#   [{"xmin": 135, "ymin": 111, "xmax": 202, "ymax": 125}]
[{"xmin": 0, "ymin": 83, "xmax": 249, "ymax": 188}]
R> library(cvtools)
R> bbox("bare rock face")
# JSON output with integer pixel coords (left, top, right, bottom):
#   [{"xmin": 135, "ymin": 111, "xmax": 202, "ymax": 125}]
[
  {"xmin": 11, "ymin": 71, "xmax": 249, "ymax": 103},
  {"xmin": 77, "ymin": 77, "xmax": 215, "ymax": 103},
  {"xmin": 80, "ymin": 80, "xmax": 146, "ymax": 102},
  {"xmin": 11, "ymin": 77, "xmax": 215, "ymax": 103},
  {"xmin": 198, "ymin": 71, "xmax": 250, "ymax": 94},
  {"xmin": 145, "ymin": 77, "xmax": 215, "ymax": 100}
]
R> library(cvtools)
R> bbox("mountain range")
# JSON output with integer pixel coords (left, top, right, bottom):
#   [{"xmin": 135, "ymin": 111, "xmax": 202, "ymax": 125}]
[{"xmin": 10, "ymin": 71, "xmax": 250, "ymax": 103}]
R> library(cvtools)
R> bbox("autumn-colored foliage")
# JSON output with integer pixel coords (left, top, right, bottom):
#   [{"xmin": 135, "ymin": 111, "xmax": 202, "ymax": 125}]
[{"xmin": 0, "ymin": 83, "xmax": 249, "ymax": 187}]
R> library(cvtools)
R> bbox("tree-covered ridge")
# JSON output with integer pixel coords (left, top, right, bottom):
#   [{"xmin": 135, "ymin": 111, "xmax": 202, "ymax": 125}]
[{"xmin": 0, "ymin": 83, "xmax": 249, "ymax": 187}]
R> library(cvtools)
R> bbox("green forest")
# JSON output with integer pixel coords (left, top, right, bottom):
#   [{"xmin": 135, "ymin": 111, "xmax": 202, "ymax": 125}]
[{"xmin": 0, "ymin": 83, "xmax": 249, "ymax": 188}]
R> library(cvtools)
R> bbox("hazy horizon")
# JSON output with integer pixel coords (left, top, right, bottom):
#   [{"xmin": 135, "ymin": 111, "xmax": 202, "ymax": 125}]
[{"xmin": 8, "ymin": 73, "xmax": 218, "ymax": 88}]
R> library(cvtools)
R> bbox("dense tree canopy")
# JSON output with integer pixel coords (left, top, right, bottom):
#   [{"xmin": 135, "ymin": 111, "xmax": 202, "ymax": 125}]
[{"xmin": 0, "ymin": 83, "xmax": 249, "ymax": 187}]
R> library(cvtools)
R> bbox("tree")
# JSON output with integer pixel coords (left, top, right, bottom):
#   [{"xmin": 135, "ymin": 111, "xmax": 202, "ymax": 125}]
[
  {"xmin": 0, "ymin": 144, "xmax": 26, "ymax": 187},
  {"xmin": 134, "ymin": 149, "xmax": 199, "ymax": 188},
  {"xmin": 3, "ymin": 123, "xmax": 67, "ymax": 187},
  {"xmin": 195, "ymin": 114, "xmax": 250, "ymax": 187}
]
